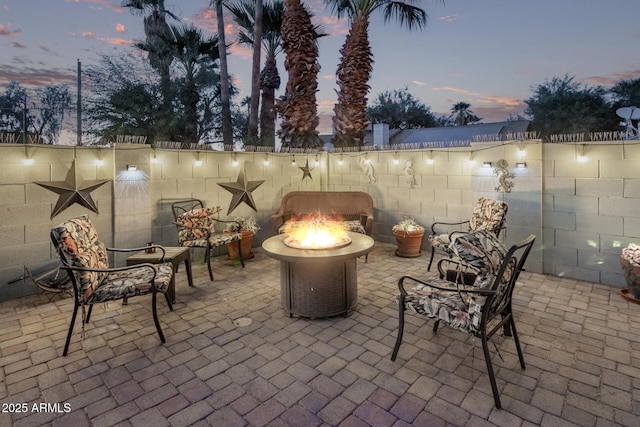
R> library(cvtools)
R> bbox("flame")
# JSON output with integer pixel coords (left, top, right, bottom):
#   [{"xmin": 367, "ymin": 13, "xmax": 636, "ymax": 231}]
[{"xmin": 283, "ymin": 211, "xmax": 350, "ymax": 249}]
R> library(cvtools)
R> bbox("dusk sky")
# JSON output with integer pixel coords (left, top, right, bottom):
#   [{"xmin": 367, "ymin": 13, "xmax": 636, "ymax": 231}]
[{"xmin": 1, "ymin": 0, "xmax": 639, "ymax": 134}]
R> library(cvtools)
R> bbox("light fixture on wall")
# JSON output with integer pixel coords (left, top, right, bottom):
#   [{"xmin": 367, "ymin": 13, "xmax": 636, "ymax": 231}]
[
  {"xmin": 231, "ymin": 152, "xmax": 239, "ymax": 167},
  {"xmin": 337, "ymin": 154, "xmax": 344, "ymax": 166},
  {"xmin": 517, "ymin": 140, "xmax": 527, "ymax": 159},
  {"xmin": 426, "ymin": 150, "xmax": 434, "ymax": 165},
  {"xmin": 468, "ymin": 152, "xmax": 476, "ymax": 165},
  {"xmin": 127, "ymin": 164, "xmax": 137, "ymax": 171},
  {"xmin": 23, "ymin": 146, "xmax": 33, "ymax": 165},
  {"xmin": 194, "ymin": 151, "xmax": 203, "ymax": 167},
  {"xmin": 150, "ymin": 150, "xmax": 159, "ymax": 164},
  {"xmin": 515, "ymin": 161, "xmax": 527, "ymax": 168},
  {"xmin": 393, "ymin": 151, "xmax": 399, "ymax": 165},
  {"xmin": 263, "ymin": 154, "xmax": 270, "ymax": 166},
  {"xmin": 364, "ymin": 153, "xmax": 371, "ymax": 164},
  {"xmin": 576, "ymin": 144, "xmax": 588, "ymax": 163},
  {"xmin": 483, "ymin": 161, "xmax": 492, "ymax": 168},
  {"xmin": 291, "ymin": 155, "xmax": 296, "ymax": 166}
]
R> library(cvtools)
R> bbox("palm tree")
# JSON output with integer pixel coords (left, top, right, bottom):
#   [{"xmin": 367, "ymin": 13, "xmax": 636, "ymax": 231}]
[
  {"xmin": 275, "ymin": 0, "xmax": 323, "ymax": 149},
  {"xmin": 122, "ymin": 0, "xmax": 177, "ymax": 136},
  {"xmin": 228, "ymin": 0, "xmax": 284, "ymax": 147},
  {"xmin": 325, "ymin": 0, "xmax": 429, "ymax": 147},
  {"xmin": 247, "ymin": 0, "xmax": 263, "ymax": 143},
  {"xmin": 451, "ymin": 101, "xmax": 481, "ymax": 126},
  {"xmin": 164, "ymin": 24, "xmax": 219, "ymax": 143},
  {"xmin": 211, "ymin": 0, "xmax": 234, "ymax": 146}
]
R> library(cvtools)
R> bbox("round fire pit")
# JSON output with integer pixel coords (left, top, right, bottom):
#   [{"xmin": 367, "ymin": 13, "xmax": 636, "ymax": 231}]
[{"xmin": 262, "ymin": 232, "xmax": 374, "ymax": 318}]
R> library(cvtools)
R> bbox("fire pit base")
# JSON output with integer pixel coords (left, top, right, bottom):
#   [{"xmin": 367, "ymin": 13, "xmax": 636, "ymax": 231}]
[
  {"xmin": 280, "ymin": 259, "xmax": 357, "ymax": 318},
  {"xmin": 262, "ymin": 232, "xmax": 374, "ymax": 318}
]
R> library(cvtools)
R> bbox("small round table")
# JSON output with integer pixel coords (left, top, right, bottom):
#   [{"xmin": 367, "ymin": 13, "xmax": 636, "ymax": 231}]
[{"xmin": 262, "ymin": 232, "xmax": 374, "ymax": 318}]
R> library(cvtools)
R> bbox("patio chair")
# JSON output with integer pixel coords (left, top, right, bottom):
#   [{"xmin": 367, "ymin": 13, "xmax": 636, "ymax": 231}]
[
  {"xmin": 171, "ymin": 199, "xmax": 245, "ymax": 281},
  {"xmin": 50, "ymin": 215, "xmax": 174, "ymax": 356},
  {"xmin": 427, "ymin": 197, "xmax": 508, "ymax": 271},
  {"xmin": 391, "ymin": 231, "xmax": 535, "ymax": 409}
]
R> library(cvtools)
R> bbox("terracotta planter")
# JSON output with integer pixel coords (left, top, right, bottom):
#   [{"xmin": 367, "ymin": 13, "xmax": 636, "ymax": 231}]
[
  {"xmin": 620, "ymin": 256, "xmax": 640, "ymax": 302},
  {"xmin": 393, "ymin": 226, "xmax": 425, "ymax": 258},
  {"xmin": 228, "ymin": 230, "xmax": 255, "ymax": 260}
]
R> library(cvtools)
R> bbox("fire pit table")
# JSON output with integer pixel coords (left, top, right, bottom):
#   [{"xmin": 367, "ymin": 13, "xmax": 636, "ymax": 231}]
[{"xmin": 262, "ymin": 232, "xmax": 374, "ymax": 318}]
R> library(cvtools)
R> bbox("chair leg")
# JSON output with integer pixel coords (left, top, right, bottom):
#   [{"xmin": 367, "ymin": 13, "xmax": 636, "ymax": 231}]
[
  {"xmin": 85, "ymin": 304, "xmax": 94, "ymax": 323},
  {"xmin": 63, "ymin": 302, "xmax": 79, "ymax": 356},
  {"xmin": 391, "ymin": 297, "xmax": 406, "ymax": 361},
  {"xmin": 481, "ymin": 333, "xmax": 502, "ymax": 409},
  {"xmin": 427, "ymin": 245, "xmax": 436, "ymax": 271},
  {"xmin": 432, "ymin": 320, "xmax": 440, "ymax": 333},
  {"xmin": 206, "ymin": 246, "xmax": 214, "ymax": 281},
  {"xmin": 509, "ymin": 317, "xmax": 526, "ymax": 370},
  {"xmin": 164, "ymin": 293, "xmax": 173, "ymax": 311},
  {"xmin": 151, "ymin": 290, "xmax": 165, "ymax": 344}
]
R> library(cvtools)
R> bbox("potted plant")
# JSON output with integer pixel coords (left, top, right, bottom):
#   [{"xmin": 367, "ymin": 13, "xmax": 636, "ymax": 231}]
[
  {"xmin": 392, "ymin": 218, "xmax": 425, "ymax": 258},
  {"xmin": 226, "ymin": 216, "xmax": 261, "ymax": 260},
  {"xmin": 620, "ymin": 243, "xmax": 640, "ymax": 303}
]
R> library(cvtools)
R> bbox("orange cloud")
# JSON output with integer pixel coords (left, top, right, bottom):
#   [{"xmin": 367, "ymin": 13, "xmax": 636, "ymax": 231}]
[
  {"xmin": 432, "ymin": 86, "xmax": 522, "ymax": 108},
  {"xmin": 83, "ymin": 31, "xmax": 95, "ymax": 39},
  {"xmin": 584, "ymin": 70, "xmax": 640, "ymax": 87},
  {"xmin": 412, "ymin": 80, "xmax": 426, "ymax": 86},
  {"xmin": 116, "ymin": 23, "xmax": 125, "ymax": 33},
  {"xmin": 0, "ymin": 23, "xmax": 21, "ymax": 37}
]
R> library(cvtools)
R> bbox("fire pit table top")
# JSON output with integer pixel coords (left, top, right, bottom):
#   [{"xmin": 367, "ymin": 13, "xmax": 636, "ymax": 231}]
[{"xmin": 262, "ymin": 232, "xmax": 374, "ymax": 263}]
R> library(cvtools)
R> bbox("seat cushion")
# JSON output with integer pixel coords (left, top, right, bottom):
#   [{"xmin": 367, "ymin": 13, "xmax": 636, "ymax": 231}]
[
  {"xmin": 469, "ymin": 198, "xmax": 508, "ymax": 232},
  {"xmin": 88, "ymin": 262, "xmax": 173, "ymax": 304}
]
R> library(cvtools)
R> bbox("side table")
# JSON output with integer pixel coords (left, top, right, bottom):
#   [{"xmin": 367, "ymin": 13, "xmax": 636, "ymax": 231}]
[{"xmin": 126, "ymin": 247, "xmax": 193, "ymax": 303}]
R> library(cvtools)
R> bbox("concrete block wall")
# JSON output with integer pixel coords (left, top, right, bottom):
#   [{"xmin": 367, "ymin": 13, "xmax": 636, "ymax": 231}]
[{"xmin": 1, "ymin": 139, "xmax": 638, "ymax": 301}]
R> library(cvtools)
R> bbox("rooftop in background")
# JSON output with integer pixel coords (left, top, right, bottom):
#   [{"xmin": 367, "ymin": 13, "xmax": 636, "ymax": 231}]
[{"xmin": 320, "ymin": 120, "xmax": 532, "ymax": 149}]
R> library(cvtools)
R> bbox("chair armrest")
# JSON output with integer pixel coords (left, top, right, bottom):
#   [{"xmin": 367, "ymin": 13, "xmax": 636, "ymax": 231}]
[
  {"xmin": 61, "ymin": 262, "xmax": 159, "ymax": 282},
  {"xmin": 271, "ymin": 214, "xmax": 285, "ymax": 235},
  {"xmin": 431, "ymin": 220, "xmax": 470, "ymax": 235},
  {"xmin": 108, "ymin": 245, "xmax": 166, "ymax": 261},
  {"xmin": 397, "ymin": 275, "xmax": 496, "ymax": 298}
]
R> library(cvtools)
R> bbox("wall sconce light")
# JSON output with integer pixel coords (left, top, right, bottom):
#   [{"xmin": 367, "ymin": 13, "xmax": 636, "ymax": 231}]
[
  {"xmin": 338, "ymin": 154, "xmax": 344, "ymax": 166},
  {"xmin": 426, "ymin": 150, "xmax": 434, "ymax": 165},
  {"xmin": 483, "ymin": 161, "xmax": 492, "ymax": 168},
  {"xmin": 95, "ymin": 149, "xmax": 104, "ymax": 167},
  {"xmin": 150, "ymin": 151, "xmax": 159, "ymax": 164},
  {"xmin": 468, "ymin": 152, "xmax": 475, "ymax": 165},
  {"xmin": 231, "ymin": 152, "xmax": 239, "ymax": 167},
  {"xmin": 576, "ymin": 144, "xmax": 588, "ymax": 163},
  {"xmin": 517, "ymin": 141, "xmax": 527, "ymax": 159},
  {"xmin": 393, "ymin": 151, "xmax": 399, "ymax": 165},
  {"xmin": 291, "ymin": 155, "xmax": 296, "ymax": 166},
  {"xmin": 263, "ymin": 154, "xmax": 270, "ymax": 166},
  {"xmin": 194, "ymin": 151, "xmax": 203, "ymax": 167},
  {"xmin": 127, "ymin": 164, "xmax": 137, "ymax": 171},
  {"xmin": 314, "ymin": 155, "xmax": 320, "ymax": 167},
  {"xmin": 515, "ymin": 161, "xmax": 527, "ymax": 168},
  {"xmin": 23, "ymin": 146, "xmax": 33, "ymax": 165}
]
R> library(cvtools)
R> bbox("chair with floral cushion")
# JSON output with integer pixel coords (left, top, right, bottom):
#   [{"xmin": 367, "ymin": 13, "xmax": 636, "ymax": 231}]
[
  {"xmin": 427, "ymin": 197, "xmax": 508, "ymax": 271},
  {"xmin": 171, "ymin": 199, "xmax": 245, "ymax": 281},
  {"xmin": 391, "ymin": 231, "xmax": 535, "ymax": 409},
  {"xmin": 50, "ymin": 215, "xmax": 174, "ymax": 356}
]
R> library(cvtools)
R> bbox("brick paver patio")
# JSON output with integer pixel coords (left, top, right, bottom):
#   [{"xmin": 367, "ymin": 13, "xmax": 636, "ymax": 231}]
[{"xmin": 0, "ymin": 242, "xmax": 639, "ymax": 426}]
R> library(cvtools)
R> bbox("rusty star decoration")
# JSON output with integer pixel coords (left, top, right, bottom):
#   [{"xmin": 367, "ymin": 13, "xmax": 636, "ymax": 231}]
[
  {"xmin": 217, "ymin": 164, "xmax": 265, "ymax": 215},
  {"xmin": 299, "ymin": 159, "xmax": 314, "ymax": 181},
  {"xmin": 36, "ymin": 159, "xmax": 110, "ymax": 219}
]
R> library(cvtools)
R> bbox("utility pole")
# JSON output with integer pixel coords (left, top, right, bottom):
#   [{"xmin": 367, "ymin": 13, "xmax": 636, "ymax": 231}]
[
  {"xmin": 77, "ymin": 59, "xmax": 82, "ymax": 146},
  {"xmin": 22, "ymin": 93, "xmax": 27, "ymax": 144}
]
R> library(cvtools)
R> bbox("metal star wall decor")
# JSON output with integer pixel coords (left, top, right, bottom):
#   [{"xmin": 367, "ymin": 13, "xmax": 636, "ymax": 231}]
[
  {"xmin": 36, "ymin": 159, "xmax": 110, "ymax": 219},
  {"xmin": 217, "ymin": 164, "xmax": 265, "ymax": 215},
  {"xmin": 299, "ymin": 159, "xmax": 314, "ymax": 181}
]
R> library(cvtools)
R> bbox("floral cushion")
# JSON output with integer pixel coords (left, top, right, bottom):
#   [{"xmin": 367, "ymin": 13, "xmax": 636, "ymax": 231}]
[
  {"xmin": 51, "ymin": 215, "xmax": 174, "ymax": 303},
  {"xmin": 51, "ymin": 215, "xmax": 109, "ymax": 299},
  {"xmin": 469, "ymin": 198, "xmax": 508, "ymax": 233},
  {"xmin": 402, "ymin": 231, "xmax": 508, "ymax": 334},
  {"xmin": 176, "ymin": 207, "xmax": 222, "ymax": 245},
  {"xmin": 179, "ymin": 232, "xmax": 242, "ymax": 249},
  {"xmin": 428, "ymin": 198, "xmax": 508, "ymax": 255},
  {"xmin": 88, "ymin": 262, "xmax": 173, "ymax": 304}
]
